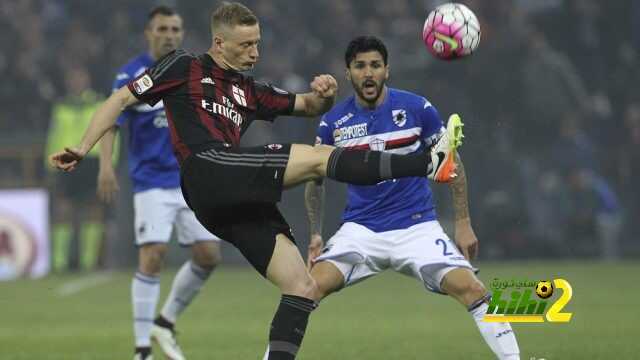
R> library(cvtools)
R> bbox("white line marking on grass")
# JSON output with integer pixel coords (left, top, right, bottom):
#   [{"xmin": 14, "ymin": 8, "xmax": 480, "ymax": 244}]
[{"xmin": 56, "ymin": 272, "xmax": 115, "ymax": 297}]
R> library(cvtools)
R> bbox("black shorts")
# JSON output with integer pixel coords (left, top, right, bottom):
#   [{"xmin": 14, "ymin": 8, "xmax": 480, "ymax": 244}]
[{"xmin": 180, "ymin": 144, "xmax": 294, "ymax": 276}]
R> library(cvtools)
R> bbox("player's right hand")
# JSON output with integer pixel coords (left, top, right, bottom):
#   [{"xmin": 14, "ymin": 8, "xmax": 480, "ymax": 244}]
[
  {"xmin": 97, "ymin": 167, "xmax": 120, "ymax": 203},
  {"xmin": 49, "ymin": 147, "xmax": 85, "ymax": 172},
  {"xmin": 310, "ymin": 74, "xmax": 338, "ymax": 99},
  {"xmin": 307, "ymin": 234, "xmax": 324, "ymax": 269}
]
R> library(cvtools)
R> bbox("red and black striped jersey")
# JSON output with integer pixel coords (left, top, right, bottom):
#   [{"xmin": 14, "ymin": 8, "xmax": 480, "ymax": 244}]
[{"xmin": 127, "ymin": 49, "xmax": 296, "ymax": 164}]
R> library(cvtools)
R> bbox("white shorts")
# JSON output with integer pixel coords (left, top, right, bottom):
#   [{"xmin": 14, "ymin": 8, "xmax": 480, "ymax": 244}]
[
  {"xmin": 133, "ymin": 188, "xmax": 220, "ymax": 246},
  {"xmin": 315, "ymin": 221, "xmax": 472, "ymax": 293}
]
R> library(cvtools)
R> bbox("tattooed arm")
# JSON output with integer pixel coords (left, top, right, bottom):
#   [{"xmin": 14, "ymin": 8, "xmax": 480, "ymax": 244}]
[
  {"xmin": 450, "ymin": 154, "xmax": 478, "ymax": 260},
  {"xmin": 305, "ymin": 178, "xmax": 326, "ymax": 267}
]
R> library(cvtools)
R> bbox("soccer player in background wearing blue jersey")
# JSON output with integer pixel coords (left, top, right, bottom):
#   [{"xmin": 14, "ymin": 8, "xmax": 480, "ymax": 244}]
[
  {"xmin": 305, "ymin": 36, "xmax": 521, "ymax": 360},
  {"xmin": 97, "ymin": 7, "xmax": 221, "ymax": 360}
]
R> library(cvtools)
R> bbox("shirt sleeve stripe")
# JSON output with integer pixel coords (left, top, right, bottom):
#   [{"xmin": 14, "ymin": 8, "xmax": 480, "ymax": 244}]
[{"xmin": 149, "ymin": 51, "xmax": 189, "ymax": 80}]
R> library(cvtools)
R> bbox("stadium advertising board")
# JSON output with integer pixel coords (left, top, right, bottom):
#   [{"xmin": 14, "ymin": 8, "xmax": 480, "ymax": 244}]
[{"xmin": 0, "ymin": 189, "xmax": 49, "ymax": 280}]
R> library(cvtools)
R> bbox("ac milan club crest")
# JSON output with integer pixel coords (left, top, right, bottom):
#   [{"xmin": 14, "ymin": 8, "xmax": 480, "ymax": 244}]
[{"xmin": 266, "ymin": 144, "xmax": 283, "ymax": 150}]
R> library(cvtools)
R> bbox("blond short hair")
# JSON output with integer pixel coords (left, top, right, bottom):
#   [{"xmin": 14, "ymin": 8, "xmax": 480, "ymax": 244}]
[{"xmin": 211, "ymin": 2, "xmax": 258, "ymax": 36}]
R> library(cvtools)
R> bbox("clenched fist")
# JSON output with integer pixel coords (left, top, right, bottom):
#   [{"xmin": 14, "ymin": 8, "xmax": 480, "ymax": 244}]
[{"xmin": 310, "ymin": 74, "xmax": 338, "ymax": 99}]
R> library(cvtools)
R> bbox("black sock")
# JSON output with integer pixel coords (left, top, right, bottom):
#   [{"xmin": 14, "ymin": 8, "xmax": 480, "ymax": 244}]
[
  {"xmin": 326, "ymin": 148, "xmax": 430, "ymax": 185},
  {"xmin": 135, "ymin": 346, "xmax": 151, "ymax": 357},
  {"xmin": 267, "ymin": 295, "xmax": 317, "ymax": 360},
  {"xmin": 154, "ymin": 315, "xmax": 174, "ymax": 331}
]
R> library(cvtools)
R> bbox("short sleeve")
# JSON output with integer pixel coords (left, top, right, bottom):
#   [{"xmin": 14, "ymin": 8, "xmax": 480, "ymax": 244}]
[
  {"xmin": 254, "ymin": 81, "xmax": 296, "ymax": 122},
  {"xmin": 417, "ymin": 97, "xmax": 445, "ymax": 147},
  {"xmin": 127, "ymin": 50, "xmax": 190, "ymax": 106},
  {"xmin": 315, "ymin": 115, "xmax": 334, "ymax": 146}
]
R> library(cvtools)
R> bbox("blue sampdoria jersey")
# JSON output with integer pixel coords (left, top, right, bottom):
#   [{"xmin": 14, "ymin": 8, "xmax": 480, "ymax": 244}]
[
  {"xmin": 113, "ymin": 53, "xmax": 180, "ymax": 193},
  {"xmin": 317, "ymin": 88, "xmax": 444, "ymax": 232}
]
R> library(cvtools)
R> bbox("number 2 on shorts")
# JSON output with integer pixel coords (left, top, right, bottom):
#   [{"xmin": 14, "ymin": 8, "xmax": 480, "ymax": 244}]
[{"xmin": 435, "ymin": 238, "xmax": 453, "ymax": 256}]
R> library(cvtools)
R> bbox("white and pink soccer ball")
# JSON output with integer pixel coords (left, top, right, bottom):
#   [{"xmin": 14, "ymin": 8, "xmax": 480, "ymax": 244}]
[{"xmin": 422, "ymin": 3, "xmax": 481, "ymax": 60}]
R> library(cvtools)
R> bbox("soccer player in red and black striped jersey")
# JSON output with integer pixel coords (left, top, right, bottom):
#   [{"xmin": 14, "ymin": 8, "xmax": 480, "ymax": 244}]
[{"xmin": 50, "ymin": 2, "xmax": 461, "ymax": 359}]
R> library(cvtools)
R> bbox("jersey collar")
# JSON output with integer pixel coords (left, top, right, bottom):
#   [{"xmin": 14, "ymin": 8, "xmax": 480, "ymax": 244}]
[{"xmin": 201, "ymin": 53, "xmax": 243, "ymax": 81}]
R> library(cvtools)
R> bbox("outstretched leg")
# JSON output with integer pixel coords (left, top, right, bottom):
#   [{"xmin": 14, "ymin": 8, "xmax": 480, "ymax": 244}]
[
  {"xmin": 283, "ymin": 113, "xmax": 463, "ymax": 187},
  {"xmin": 283, "ymin": 143, "xmax": 432, "ymax": 186},
  {"xmin": 442, "ymin": 268, "xmax": 520, "ymax": 360}
]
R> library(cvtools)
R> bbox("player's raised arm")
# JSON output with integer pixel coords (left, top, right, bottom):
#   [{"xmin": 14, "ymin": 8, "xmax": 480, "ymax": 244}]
[
  {"xmin": 49, "ymin": 86, "xmax": 137, "ymax": 171},
  {"xmin": 292, "ymin": 74, "xmax": 338, "ymax": 117}
]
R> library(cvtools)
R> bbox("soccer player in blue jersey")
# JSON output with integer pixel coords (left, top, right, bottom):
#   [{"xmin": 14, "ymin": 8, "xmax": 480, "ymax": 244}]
[
  {"xmin": 97, "ymin": 7, "xmax": 221, "ymax": 360},
  {"xmin": 305, "ymin": 36, "xmax": 521, "ymax": 360}
]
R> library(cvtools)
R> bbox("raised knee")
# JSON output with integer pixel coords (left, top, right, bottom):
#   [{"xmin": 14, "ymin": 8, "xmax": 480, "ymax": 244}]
[{"xmin": 312, "ymin": 145, "xmax": 334, "ymax": 177}]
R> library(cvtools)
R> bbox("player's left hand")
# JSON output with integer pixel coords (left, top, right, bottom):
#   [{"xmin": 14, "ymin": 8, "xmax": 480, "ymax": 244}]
[
  {"xmin": 454, "ymin": 218, "xmax": 478, "ymax": 260},
  {"xmin": 310, "ymin": 74, "xmax": 338, "ymax": 99},
  {"xmin": 97, "ymin": 166, "xmax": 120, "ymax": 204}
]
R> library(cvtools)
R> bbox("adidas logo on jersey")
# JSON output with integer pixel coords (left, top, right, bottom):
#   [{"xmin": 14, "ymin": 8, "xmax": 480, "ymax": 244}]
[{"xmin": 201, "ymin": 77, "xmax": 215, "ymax": 85}]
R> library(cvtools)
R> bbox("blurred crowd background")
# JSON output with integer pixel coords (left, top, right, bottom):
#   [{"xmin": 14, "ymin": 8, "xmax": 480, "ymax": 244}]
[{"xmin": 1, "ymin": 0, "xmax": 638, "ymax": 273}]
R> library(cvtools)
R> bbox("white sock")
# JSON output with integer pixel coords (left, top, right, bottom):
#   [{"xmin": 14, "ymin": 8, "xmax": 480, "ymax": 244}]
[
  {"xmin": 470, "ymin": 302, "xmax": 520, "ymax": 360},
  {"xmin": 160, "ymin": 261, "xmax": 212, "ymax": 323},
  {"xmin": 132, "ymin": 272, "xmax": 160, "ymax": 347}
]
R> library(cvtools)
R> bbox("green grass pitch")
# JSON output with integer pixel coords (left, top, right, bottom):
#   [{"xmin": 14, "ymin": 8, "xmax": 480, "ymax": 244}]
[{"xmin": 1, "ymin": 261, "xmax": 638, "ymax": 359}]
